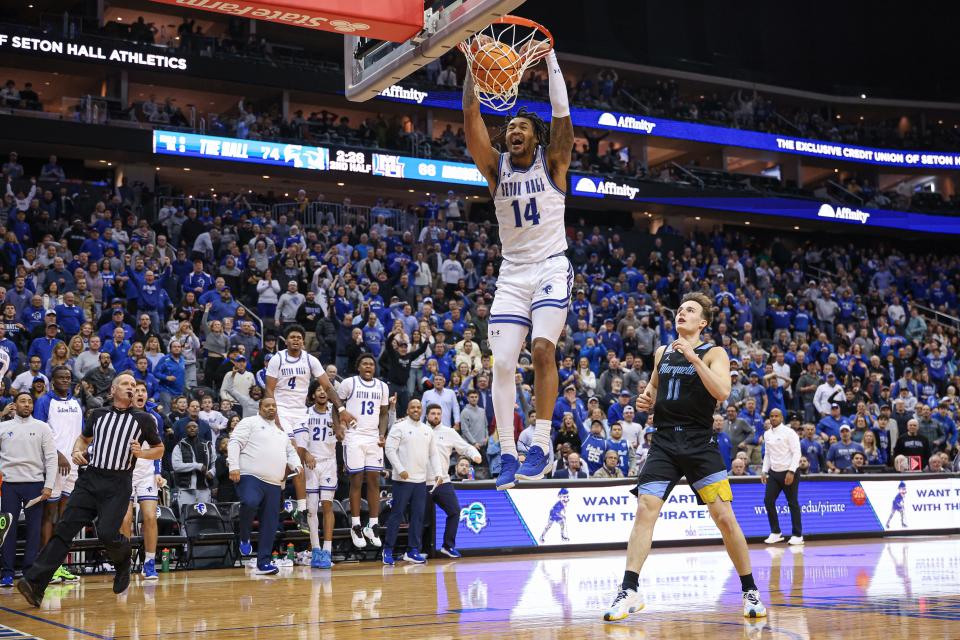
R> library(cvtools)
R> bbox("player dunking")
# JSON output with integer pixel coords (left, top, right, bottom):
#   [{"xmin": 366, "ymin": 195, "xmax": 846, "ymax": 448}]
[
  {"xmin": 264, "ymin": 324, "xmax": 355, "ymax": 531},
  {"xmin": 300, "ymin": 383, "xmax": 341, "ymax": 568},
  {"xmin": 462, "ymin": 41, "xmax": 573, "ymax": 489},
  {"xmin": 604, "ymin": 292, "xmax": 767, "ymax": 621},
  {"xmin": 338, "ymin": 353, "xmax": 389, "ymax": 549}
]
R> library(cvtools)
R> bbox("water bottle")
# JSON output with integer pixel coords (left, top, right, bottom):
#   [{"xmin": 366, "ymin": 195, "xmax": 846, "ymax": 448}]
[
  {"xmin": 286, "ymin": 543, "xmax": 296, "ymax": 561},
  {"xmin": 161, "ymin": 548, "xmax": 170, "ymax": 572},
  {"xmin": 271, "ymin": 550, "xmax": 279, "ymax": 562}
]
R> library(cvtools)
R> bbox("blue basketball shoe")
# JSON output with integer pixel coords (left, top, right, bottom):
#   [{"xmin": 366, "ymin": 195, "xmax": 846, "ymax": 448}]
[{"xmin": 515, "ymin": 446, "xmax": 549, "ymax": 481}]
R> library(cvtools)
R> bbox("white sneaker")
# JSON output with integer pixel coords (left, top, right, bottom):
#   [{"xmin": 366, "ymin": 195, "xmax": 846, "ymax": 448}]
[
  {"xmin": 603, "ymin": 588, "xmax": 644, "ymax": 621},
  {"xmin": 362, "ymin": 525, "xmax": 382, "ymax": 548},
  {"xmin": 788, "ymin": 536, "xmax": 804, "ymax": 545},
  {"xmin": 743, "ymin": 589, "xmax": 767, "ymax": 618},
  {"xmin": 763, "ymin": 533, "xmax": 784, "ymax": 544},
  {"xmin": 350, "ymin": 524, "xmax": 367, "ymax": 549}
]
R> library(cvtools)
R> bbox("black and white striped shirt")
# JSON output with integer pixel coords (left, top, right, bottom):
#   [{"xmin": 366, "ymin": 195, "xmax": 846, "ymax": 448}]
[{"xmin": 81, "ymin": 407, "xmax": 162, "ymax": 472}]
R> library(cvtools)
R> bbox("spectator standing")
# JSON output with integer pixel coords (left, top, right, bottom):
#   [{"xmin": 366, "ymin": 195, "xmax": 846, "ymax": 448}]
[
  {"xmin": 155, "ymin": 340, "xmax": 186, "ymax": 410},
  {"xmin": 171, "ymin": 421, "xmax": 216, "ymax": 507},
  {"xmin": 459, "ymin": 389, "xmax": 489, "ymax": 466},
  {"xmin": 421, "ymin": 372, "xmax": 460, "ymax": 429},
  {"xmin": 275, "ymin": 280, "xmax": 305, "ymax": 328}
]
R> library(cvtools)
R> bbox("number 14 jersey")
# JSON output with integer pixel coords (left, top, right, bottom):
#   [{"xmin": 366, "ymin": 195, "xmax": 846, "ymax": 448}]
[
  {"xmin": 338, "ymin": 375, "xmax": 389, "ymax": 443},
  {"xmin": 493, "ymin": 145, "xmax": 566, "ymax": 264}
]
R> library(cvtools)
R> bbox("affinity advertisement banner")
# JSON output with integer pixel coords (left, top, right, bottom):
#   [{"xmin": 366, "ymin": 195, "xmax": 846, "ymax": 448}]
[
  {"xmin": 440, "ymin": 478, "xmax": 957, "ymax": 552},
  {"xmin": 568, "ymin": 175, "xmax": 960, "ymax": 235},
  {"xmin": 151, "ymin": 130, "xmax": 488, "ymax": 187},
  {"xmin": 375, "ymin": 86, "xmax": 960, "ymax": 170}
]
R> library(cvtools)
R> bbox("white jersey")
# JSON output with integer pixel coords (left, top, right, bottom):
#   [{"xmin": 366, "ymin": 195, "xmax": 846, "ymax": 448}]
[
  {"xmin": 35, "ymin": 392, "xmax": 83, "ymax": 454},
  {"xmin": 133, "ymin": 411, "xmax": 161, "ymax": 483},
  {"xmin": 338, "ymin": 375, "xmax": 388, "ymax": 442},
  {"xmin": 266, "ymin": 349, "xmax": 325, "ymax": 414},
  {"xmin": 300, "ymin": 405, "xmax": 337, "ymax": 460},
  {"xmin": 493, "ymin": 145, "xmax": 567, "ymax": 264}
]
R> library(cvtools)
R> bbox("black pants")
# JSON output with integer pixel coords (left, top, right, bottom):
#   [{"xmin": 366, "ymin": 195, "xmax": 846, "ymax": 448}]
[
  {"xmin": 427, "ymin": 483, "xmax": 460, "ymax": 551},
  {"xmin": 25, "ymin": 468, "xmax": 132, "ymax": 591},
  {"xmin": 764, "ymin": 470, "xmax": 801, "ymax": 537}
]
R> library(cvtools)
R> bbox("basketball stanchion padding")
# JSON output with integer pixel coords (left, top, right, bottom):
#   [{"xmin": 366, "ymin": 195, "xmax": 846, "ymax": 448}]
[
  {"xmin": 147, "ymin": 0, "xmax": 423, "ymax": 41},
  {"xmin": 458, "ymin": 15, "xmax": 554, "ymax": 111}
]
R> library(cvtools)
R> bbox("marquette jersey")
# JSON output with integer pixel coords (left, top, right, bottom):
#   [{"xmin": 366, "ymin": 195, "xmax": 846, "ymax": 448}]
[
  {"xmin": 33, "ymin": 392, "xmax": 83, "ymax": 454},
  {"xmin": 654, "ymin": 342, "xmax": 719, "ymax": 428},
  {"xmin": 338, "ymin": 376, "xmax": 388, "ymax": 441},
  {"xmin": 494, "ymin": 145, "xmax": 567, "ymax": 263},
  {"xmin": 266, "ymin": 350, "xmax": 325, "ymax": 413},
  {"xmin": 300, "ymin": 406, "xmax": 337, "ymax": 460}
]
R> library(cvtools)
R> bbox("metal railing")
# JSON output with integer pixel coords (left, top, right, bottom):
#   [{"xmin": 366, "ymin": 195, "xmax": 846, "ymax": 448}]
[
  {"xmin": 236, "ymin": 301, "xmax": 265, "ymax": 347},
  {"xmin": 911, "ymin": 303, "xmax": 960, "ymax": 331}
]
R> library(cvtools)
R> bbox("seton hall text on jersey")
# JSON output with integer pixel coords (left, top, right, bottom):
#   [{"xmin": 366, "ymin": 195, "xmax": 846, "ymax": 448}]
[
  {"xmin": 499, "ymin": 176, "xmax": 546, "ymax": 198},
  {"xmin": 353, "ymin": 389, "xmax": 381, "ymax": 401},
  {"xmin": 279, "ymin": 365, "xmax": 308, "ymax": 377}
]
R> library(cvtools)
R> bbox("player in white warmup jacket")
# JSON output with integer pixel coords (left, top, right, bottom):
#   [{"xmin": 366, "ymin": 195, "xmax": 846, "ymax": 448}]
[
  {"xmin": 337, "ymin": 353, "xmax": 390, "ymax": 549},
  {"xmin": 463, "ymin": 43, "xmax": 574, "ymax": 490},
  {"xmin": 264, "ymin": 324, "xmax": 356, "ymax": 531}
]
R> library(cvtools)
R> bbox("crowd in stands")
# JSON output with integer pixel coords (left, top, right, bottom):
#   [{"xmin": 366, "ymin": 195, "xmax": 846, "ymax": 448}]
[{"xmin": 0, "ymin": 146, "xmax": 957, "ymax": 516}]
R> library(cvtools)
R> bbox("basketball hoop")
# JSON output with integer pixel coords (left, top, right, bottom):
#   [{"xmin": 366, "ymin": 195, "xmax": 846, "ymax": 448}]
[{"xmin": 458, "ymin": 15, "xmax": 554, "ymax": 112}]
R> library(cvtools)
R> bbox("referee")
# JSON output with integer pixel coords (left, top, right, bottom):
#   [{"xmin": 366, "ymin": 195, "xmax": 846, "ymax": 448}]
[{"xmin": 17, "ymin": 373, "xmax": 163, "ymax": 607}]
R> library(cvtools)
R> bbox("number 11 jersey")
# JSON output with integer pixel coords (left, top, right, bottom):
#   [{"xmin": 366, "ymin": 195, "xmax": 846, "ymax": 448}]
[{"xmin": 338, "ymin": 375, "xmax": 389, "ymax": 443}]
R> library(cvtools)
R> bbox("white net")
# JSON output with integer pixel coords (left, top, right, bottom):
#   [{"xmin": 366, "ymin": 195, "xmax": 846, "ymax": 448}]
[{"xmin": 458, "ymin": 17, "xmax": 553, "ymax": 111}]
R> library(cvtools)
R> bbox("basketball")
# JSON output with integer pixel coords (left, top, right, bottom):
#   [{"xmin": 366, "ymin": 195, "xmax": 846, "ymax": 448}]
[{"xmin": 470, "ymin": 40, "xmax": 522, "ymax": 93}]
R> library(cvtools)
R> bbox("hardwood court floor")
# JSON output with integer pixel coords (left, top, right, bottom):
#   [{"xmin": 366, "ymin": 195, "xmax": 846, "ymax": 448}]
[{"xmin": 0, "ymin": 537, "xmax": 958, "ymax": 639}]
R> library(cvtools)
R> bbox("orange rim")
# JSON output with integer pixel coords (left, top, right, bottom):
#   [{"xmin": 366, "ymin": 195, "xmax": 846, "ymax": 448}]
[{"xmin": 493, "ymin": 15, "xmax": 555, "ymax": 50}]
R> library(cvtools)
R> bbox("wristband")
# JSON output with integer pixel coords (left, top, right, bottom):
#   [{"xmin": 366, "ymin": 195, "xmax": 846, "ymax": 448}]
[{"xmin": 338, "ymin": 406, "xmax": 346, "ymax": 413}]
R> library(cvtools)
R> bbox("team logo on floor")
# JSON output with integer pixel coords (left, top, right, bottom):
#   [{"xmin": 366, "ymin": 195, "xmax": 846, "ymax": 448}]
[{"xmin": 460, "ymin": 502, "xmax": 487, "ymax": 534}]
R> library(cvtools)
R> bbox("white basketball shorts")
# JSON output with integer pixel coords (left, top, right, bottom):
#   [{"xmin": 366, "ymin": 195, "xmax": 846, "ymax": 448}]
[
  {"xmin": 344, "ymin": 438, "xmax": 384, "ymax": 474},
  {"xmin": 278, "ymin": 409, "xmax": 308, "ymax": 440},
  {"xmin": 306, "ymin": 458, "xmax": 338, "ymax": 502},
  {"xmin": 49, "ymin": 460, "xmax": 78, "ymax": 502},
  {"xmin": 489, "ymin": 253, "xmax": 572, "ymax": 343}
]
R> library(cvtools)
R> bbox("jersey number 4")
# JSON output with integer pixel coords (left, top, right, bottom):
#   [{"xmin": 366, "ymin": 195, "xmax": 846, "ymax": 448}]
[
  {"xmin": 287, "ymin": 378, "xmax": 297, "ymax": 389},
  {"xmin": 511, "ymin": 198, "xmax": 540, "ymax": 228}
]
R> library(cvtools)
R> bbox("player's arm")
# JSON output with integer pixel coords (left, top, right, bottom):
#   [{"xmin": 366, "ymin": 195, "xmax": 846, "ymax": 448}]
[
  {"xmin": 378, "ymin": 404, "xmax": 389, "ymax": 441},
  {"xmin": 543, "ymin": 49, "xmax": 573, "ymax": 186},
  {"xmin": 637, "ymin": 346, "xmax": 665, "ymax": 412},
  {"xmin": 462, "ymin": 73, "xmax": 500, "ymax": 190},
  {"xmin": 315, "ymin": 371, "xmax": 356, "ymax": 426}
]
